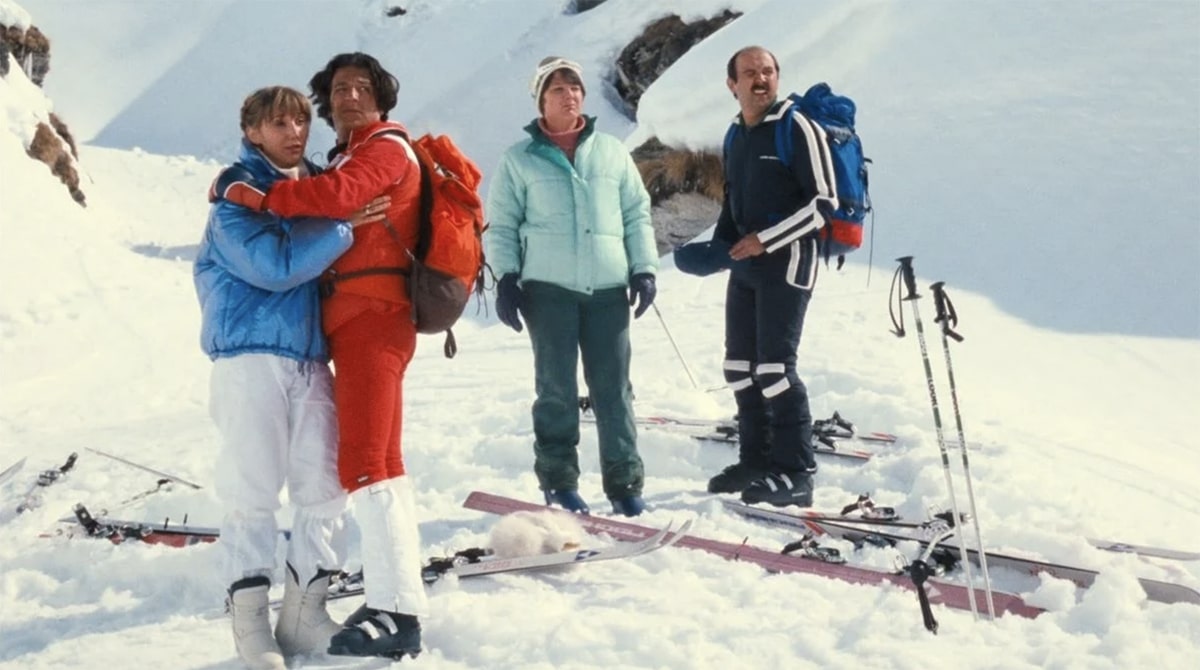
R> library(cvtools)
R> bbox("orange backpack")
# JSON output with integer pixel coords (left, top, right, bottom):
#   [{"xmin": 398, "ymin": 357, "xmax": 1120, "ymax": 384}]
[{"xmin": 400, "ymin": 133, "xmax": 487, "ymax": 357}]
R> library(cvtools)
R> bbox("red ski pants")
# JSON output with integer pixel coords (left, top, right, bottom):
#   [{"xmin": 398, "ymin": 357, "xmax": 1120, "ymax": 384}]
[{"xmin": 327, "ymin": 305, "xmax": 416, "ymax": 493}]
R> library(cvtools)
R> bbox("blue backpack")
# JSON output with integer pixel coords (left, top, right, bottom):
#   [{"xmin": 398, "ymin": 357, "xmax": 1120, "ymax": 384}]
[{"xmin": 725, "ymin": 83, "xmax": 871, "ymax": 265}]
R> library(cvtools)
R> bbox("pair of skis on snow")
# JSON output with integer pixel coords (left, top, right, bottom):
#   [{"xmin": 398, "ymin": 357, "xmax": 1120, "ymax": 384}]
[
  {"xmin": 460, "ymin": 492, "xmax": 1200, "ymax": 632},
  {"xmin": 717, "ymin": 498, "xmax": 1200, "ymax": 605},
  {"xmin": 4, "ymin": 453, "xmax": 77, "ymax": 514},
  {"xmin": 14, "ymin": 444, "xmax": 1198, "ymax": 575},
  {"xmin": 311, "ymin": 518, "xmax": 693, "ymax": 605},
  {"xmin": 37, "ymin": 487, "xmax": 1200, "ymax": 631},
  {"xmin": 12, "ymin": 442, "xmax": 1196, "ymax": 612},
  {"xmin": 581, "ymin": 408, "xmax": 897, "ymax": 462},
  {"xmin": 2, "ymin": 447, "xmax": 202, "ymax": 517}
]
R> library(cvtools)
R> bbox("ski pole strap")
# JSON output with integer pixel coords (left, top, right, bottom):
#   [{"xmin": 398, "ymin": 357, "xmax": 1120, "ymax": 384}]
[
  {"xmin": 908, "ymin": 559, "xmax": 940, "ymax": 634},
  {"xmin": 930, "ymin": 282, "xmax": 964, "ymax": 343},
  {"xmin": 888, "ymin": 265, "xmax": 906, "ymax": 337}
]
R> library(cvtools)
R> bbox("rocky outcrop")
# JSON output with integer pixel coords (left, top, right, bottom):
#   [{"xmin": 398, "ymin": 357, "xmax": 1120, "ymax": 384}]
[
  {"xmin": 633, "ymin": 138, "xmax": 723, "ymax": 254},
  {"xmin": 614, "ymin": 10, "xmax": 741, "ymax": 113},
  {"xmin": 28, "ymin": 116, "xmax": 86, "ymax": 205},
  {"xmin": 2, "ymin": 24, "xmax": 50, "ymax": 85},
  {"xmin": 568, "ymin": 0, "xmax": 608, "ymax": 13},
  {"xmin": 633, "ymin": 137, "xmax": 723, "ymax": 206},
  {"xmin": 1, "ymin": 21, "xmax": 86, "ymax": 206}
]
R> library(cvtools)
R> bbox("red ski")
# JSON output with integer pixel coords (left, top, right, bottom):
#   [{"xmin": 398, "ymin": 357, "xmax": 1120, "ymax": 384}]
[{"xmin": 463, "ymin": 491, "xmax": 1043, "ymax": 627}]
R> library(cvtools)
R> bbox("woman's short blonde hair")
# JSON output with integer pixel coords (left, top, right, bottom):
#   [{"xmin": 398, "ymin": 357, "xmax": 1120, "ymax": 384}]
[{"xmin": 239, "ymin": 86, "xmax": 311, "ymax": 132}]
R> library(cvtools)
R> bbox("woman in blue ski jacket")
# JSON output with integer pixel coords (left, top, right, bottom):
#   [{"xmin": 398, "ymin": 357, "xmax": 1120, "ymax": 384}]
[{"xmin": 194, "ymin": 85, "xmax": 380, "ymax": 669}]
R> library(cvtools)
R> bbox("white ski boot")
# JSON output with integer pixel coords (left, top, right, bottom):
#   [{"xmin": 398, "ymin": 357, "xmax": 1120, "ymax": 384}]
[
  {"xmin": 227, "ymin": 576, "xmax": 285, "ymax": 670},
  {"xmin": 274, "ymin": 563, "xmax": 343, "ymax": 657}
]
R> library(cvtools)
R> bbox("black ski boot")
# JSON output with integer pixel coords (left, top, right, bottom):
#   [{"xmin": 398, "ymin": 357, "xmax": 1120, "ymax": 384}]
[
  {"xmin": 327, "ymin": 605, "xmax": 421, "ymax": 660},
  {"xmin": 740, "ymin": 470, "xmax": 814, "ymax": 507},
  {"xmin": 707, "ymin": 463, "xmax": 767, "ymax": 494}
]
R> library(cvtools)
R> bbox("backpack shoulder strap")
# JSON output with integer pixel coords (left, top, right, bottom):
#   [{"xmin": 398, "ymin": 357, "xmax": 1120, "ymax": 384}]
[
  {"xmin": 775, "ymin": 94, "xmax": 805, "ymax": 172},
  {"xmin": 370, "ymin": 127, "xmax": 409, "ymax": 142},
  {"xmin": 722, "ymin": 122, "xmax": 737, "ymax": 161},
  {"xmin": 361, "ymin": 127, "xmax": 432, "ymax": 258}
]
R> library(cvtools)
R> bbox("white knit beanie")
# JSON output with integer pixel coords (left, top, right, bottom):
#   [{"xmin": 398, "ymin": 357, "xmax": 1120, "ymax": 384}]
[{"xmin": 529, "ymin": 56, "xmax": 585, "ymax": 102}]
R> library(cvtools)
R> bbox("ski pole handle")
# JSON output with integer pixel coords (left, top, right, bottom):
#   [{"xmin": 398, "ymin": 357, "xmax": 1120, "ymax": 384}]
[
  {"xmin": 895, "ymin": 256, "xmax": 920, "ymax": 301},
  {"xmin": 930, "ymin": 282, "xmax": 964, "ymax": 342},
  {"xmin": 909, "ymin": 559, "xmax": 940, "ymax": 634}
]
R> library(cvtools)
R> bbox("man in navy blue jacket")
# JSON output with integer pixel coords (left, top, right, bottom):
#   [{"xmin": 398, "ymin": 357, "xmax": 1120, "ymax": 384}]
[{"xmin": 704, "ymin": 46, "xmax": 838, "ymax": 507}]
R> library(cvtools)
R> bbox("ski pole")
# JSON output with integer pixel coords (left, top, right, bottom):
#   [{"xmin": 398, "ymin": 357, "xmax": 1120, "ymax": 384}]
[
  {"xmin": 889, "ymin": 257, "xmax": 979, "ymax": 621},
  {"xmin": 86, "ymin": 447, "xmax": 203, "ymax": 489},
  {"xmin": 930, "ymin": 281, "xmax": 995, "ymax": 619},
  {"xmin": 651, "ymin": 303, "xmax": 700, "ymax": 389}
]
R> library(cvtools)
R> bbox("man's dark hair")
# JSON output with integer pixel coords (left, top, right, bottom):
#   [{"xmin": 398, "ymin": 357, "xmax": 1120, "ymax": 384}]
[
  {"xmin": 308, "ymin": 52, "xmax": 399, "ymax": 127},
  {"xmin": 726, "ymin": 46, "xmax": 779, "ymax": 81}
]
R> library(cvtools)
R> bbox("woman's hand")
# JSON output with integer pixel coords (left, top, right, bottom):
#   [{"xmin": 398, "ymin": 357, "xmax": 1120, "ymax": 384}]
[{"xmin": 347, "ymin": 195, "xmax": 391, "ymax": 227}]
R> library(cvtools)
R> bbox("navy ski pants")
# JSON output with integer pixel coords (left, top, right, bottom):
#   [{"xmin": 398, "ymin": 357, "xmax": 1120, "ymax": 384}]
[{"xmin": 722, "ymin": 256, "xmax": 817, "ymax": 473}]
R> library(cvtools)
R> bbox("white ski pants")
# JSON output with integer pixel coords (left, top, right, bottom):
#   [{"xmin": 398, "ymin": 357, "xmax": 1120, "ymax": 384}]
[
  {"xmin": 353, "ymin": 476, "xmax": 429, "ymax": 616},
  {"xmin": 210, "ymin": 354, "xmax": 348, "ymax": 586}
]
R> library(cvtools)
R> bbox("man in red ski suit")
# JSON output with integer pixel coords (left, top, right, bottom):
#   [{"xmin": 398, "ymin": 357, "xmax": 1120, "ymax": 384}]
[{"xmin": 217, "ymin": 52, "xmax": 427, "ymax": 660}]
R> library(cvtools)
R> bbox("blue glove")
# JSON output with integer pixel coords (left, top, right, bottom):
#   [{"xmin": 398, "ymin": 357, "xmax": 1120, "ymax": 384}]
[
  {"xmin": 496, "ymin": 273, "xmax": 524, "ymax": 332},
  {"xmin": 628, "ymin": 273, "xmax": 656, "ymax": 319}
]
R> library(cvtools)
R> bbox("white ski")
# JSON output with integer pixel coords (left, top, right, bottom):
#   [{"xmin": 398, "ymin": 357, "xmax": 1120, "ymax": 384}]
[
  {"xmin": 428, "ymin": 518, "xmax": 691, "ymax": 582},
  {"xmin": 1086, "ymin": 538, "xmax": 1200, "ymax": 562},
  {"xmin": 298, "ymin": 519, "xmax": 691, "ymax": 608},
  {"xmin": 15, "ymin": 453, "xmax": 78, "ymax": 514},
  {"xmin": 0, "ymin": 457, "xmax": 27, "ymax": 488}
]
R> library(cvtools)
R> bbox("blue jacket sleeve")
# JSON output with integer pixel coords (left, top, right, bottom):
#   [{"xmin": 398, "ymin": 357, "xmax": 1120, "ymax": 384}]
[{"xmin": 206, "ymin": 200, "xmax": 354, "ymax": 292}]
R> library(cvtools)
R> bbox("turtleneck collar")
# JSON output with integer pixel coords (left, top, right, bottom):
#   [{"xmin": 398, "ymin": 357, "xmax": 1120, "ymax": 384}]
[{"xmin": 538, "ymin": 115, "xmax": 585, "ymax": 162}]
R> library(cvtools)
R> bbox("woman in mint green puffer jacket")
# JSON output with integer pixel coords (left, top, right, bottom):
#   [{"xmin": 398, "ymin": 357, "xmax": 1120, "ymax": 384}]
[{"xmin": 485, "ymin": 57, "xmax": 657, "ymax": 518}]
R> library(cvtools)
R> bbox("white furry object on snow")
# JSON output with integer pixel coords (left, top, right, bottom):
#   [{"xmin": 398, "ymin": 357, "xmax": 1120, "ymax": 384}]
[{"xmin": 488, "ymin": 510, "xmax": 585, "ymax": 558}]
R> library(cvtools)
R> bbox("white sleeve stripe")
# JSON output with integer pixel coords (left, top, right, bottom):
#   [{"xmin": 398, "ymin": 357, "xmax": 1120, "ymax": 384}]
[
  {"xmin": 758, "ymin": 201, "xmax": 823, "ymax": 252},
  {"xmin": 755, "ymin": 111, "xmax": 838, "ymax": 253},
  {"xmin": 767, "ymin": 212, "xmax": 821, "ymax": 252}
]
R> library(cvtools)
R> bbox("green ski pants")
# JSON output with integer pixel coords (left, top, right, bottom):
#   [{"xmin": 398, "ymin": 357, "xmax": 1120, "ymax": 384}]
[{"xmin": 521, "ymin": 281, "xmax": 643, "ymax": 499}]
